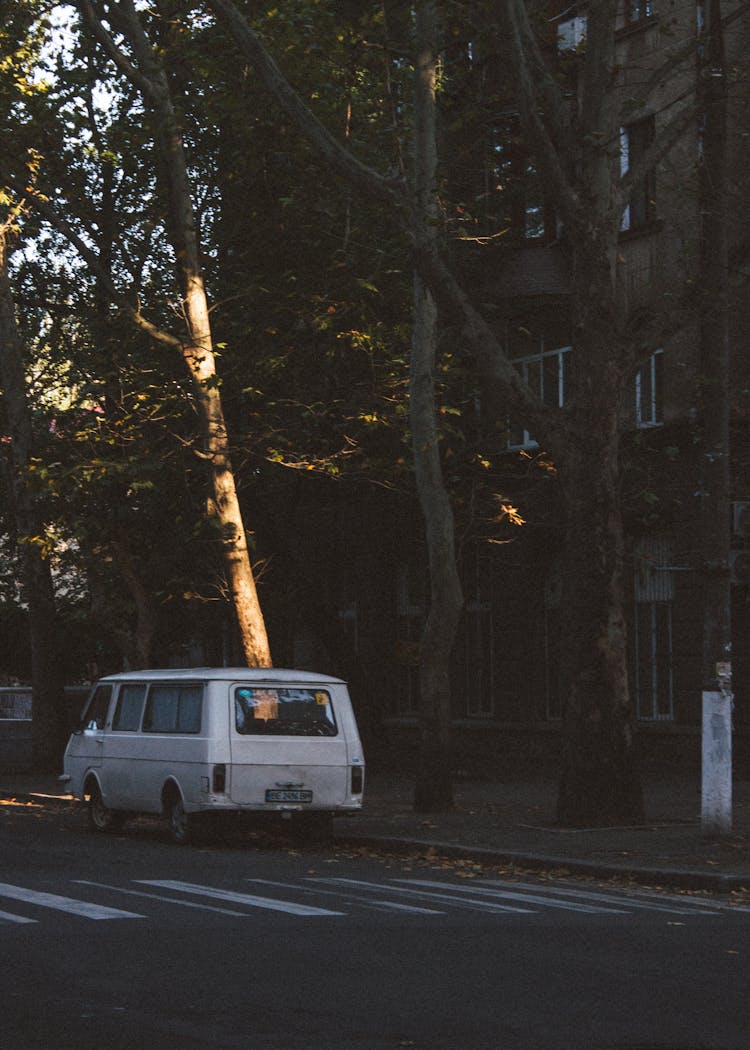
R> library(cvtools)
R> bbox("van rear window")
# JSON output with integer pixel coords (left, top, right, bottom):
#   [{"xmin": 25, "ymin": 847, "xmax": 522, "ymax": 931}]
[
  {"xmin": 143, "ymin": 685, "xmax": 203, "ymax": 734},
  {"xmin": 234, "ymin": 688, "xmax": 338, "ymax": 737}
]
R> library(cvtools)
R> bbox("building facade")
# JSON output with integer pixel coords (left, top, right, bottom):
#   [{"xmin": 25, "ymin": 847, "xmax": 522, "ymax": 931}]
[{"xmin": 278, "ymin": 1, "xmax": 750, "ymax": 774}]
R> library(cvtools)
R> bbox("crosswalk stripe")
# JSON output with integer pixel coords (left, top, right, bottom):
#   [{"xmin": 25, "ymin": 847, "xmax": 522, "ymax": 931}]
[
  {"xmin": 74, "ymin": 880, "xmax": 248, "ymax": 917},
  {"xmin": 306, "ymin": 877, "xmax": 535, "ymax": 914},
  {"xmin": 248, "ymin": 878, "xmax": 444, "ymax": 915},
  {"xmin": 137, "ymin": 880, "xmax": 345, "ymax": 917},
  {"xmin": 0, "ymin": 908, "xmax": 37, "ymax": 924},
  {"xmin": 370, "ymin": 899, "xmax": 444, "ymax": 914},
  {"xmin": 394, "ymin": 878, "xmax": 627, "ymax": 915},
  {"xmin": 478, "ymin": 880, "xmax": 724, "ymax": 916},
  {"xmin": 0, "ymin": 882, "xmax": 144, "ymax": 920}
]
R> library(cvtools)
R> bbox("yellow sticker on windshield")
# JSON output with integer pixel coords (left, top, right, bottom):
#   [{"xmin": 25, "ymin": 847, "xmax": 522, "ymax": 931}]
[{"xmin": 315, "ymin": 692, "xmax": 328, "ymax": 705}]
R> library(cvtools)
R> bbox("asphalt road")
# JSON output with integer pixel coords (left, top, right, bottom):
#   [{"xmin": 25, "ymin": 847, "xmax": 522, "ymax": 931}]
[{"xmin": 2, "ymin": 800, "xmax": 749, "ymax": 1050}]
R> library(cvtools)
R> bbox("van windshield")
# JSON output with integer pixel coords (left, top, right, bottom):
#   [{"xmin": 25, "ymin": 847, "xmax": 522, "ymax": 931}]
[{"xmin": 234, "ymin": 687, "xmax": 338, "ymax": 737}]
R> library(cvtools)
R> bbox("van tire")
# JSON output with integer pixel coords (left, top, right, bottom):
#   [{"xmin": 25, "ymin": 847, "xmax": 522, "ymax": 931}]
[
  {"xmin": 165, "ymin": 790, "xmax": 193, "ymax": 846},
  {"xmin": 87, "ymin": 783, "xmax": 125, "ymax": 834}
]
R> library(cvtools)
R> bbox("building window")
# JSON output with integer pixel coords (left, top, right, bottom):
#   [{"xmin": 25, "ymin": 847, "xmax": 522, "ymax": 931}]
[
  {"xmin": 620, "ymin": 117, "xmax": 656, "ymax": 231},
  {"xmin": 492, "ymin": 121, "xmax": 554, "ymax": 243},
  {"xmin": 625, "ymin": 0, "xmax": 654, "ymax": 23},
  {"xmin": 557, "ymin": 15, "xmax": 587, "ymax": 51},
  {"xmin": 633, "ymin": 538, "xmax": 674, "ymax": 721},
  {"xmin": 635, "ymin": 349, "xmax": 663, "ymax": 427},
  {"xmin": 454, "ymin": 549, "xmax": 495, "ymax": 717},
  {"xmin": 543, "ymin": 568, "xmax": 563, "ymax": 720},
  {"xmin": 508, "ymin": 345, "xmax": 572, "ymax": 449},
  {"xmin": 396, "ymin": 564, "xmax": 424, "ymax": 715}
]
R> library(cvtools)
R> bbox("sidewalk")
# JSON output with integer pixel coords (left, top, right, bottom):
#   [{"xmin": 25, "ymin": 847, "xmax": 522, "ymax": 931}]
[
  {"xmin": 2, "ymin": 770, "xmax": 749, "ymax": 893},
  {"xmin": 333, "ymin": 772, "xmax": 750, "ymax": 893}
]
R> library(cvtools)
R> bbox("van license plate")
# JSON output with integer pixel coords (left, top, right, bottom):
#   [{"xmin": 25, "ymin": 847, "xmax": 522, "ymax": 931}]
[{"xmin": 265, "ymin": 789, "xmax": 313, "ymax": 803}]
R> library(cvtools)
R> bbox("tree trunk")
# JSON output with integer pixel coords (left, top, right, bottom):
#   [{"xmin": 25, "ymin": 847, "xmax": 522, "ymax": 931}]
[
  {"xmin": 556, "ymin": 422, "xmax": 644, "ymax": 826},
  {"xmin": 411, "ymin": 4, "xmax": 463, "ymax": 813},
  {"xmin": 0, "ymin": 229, "xmax": 68, "ymax": 771},
  {"xmin": 556, "ymin": 235, "xmax": 645, "ymax": 827},
  {"xmin": 80, "ymin": 0, "xmax": 271, "ymax": 667},
  {"xmin": 156, "ymin": 65, "xmax": 270, "ymax": 669}
]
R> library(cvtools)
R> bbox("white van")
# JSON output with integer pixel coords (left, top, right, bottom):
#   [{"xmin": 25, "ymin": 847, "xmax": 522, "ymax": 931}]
[{"xmin": 61, "ymin": 668, "xmax": 365, "ymax": 844}]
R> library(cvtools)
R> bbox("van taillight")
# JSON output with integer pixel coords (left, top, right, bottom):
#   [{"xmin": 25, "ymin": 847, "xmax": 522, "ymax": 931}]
[
  {"xmin": 213, "ymin": 764, "xmax": 226, "ymax": 793},
  {"xmin": 351, "ymin": 765, "xmax": 363, "ymax": 795}
]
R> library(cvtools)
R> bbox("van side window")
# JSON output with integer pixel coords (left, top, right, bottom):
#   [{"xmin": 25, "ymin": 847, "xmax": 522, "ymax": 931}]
[
  {"xmin": 82, "ymin": 685, "xmax": 113, "ymax": 730},
  {"xmin": 234, "ymin": 687, "xmax": 338, "ymax": 737},
  {"xmin": 143, "ymin": 685, "xmax": 203, "ymax": 734},
  {"xmin": 112, "ymin": 684, "xmax": 146, "ymax": 732}
]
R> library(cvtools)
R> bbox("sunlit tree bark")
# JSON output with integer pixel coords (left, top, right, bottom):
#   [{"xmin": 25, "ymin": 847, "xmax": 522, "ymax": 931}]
[{"xmin": 77, "ymin": 0, "xmax": 271, "ymax": 666}]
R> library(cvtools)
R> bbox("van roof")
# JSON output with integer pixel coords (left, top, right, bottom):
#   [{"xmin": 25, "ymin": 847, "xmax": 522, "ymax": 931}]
[{"xmin": 96, "ymin": 668, "xmax": 346, "ymax": 685}]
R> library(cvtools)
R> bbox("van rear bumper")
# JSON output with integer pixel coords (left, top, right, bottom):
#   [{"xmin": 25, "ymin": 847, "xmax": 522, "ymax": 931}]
[{"xmin": 192, "ymin": 796, "xmax": 363, "ymax": 814}]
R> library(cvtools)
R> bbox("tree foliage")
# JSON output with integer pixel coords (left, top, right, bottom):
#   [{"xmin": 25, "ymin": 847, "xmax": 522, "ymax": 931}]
[{"xmin": 0, "ymin": 0, "xmax": 745, "ymax": 814}]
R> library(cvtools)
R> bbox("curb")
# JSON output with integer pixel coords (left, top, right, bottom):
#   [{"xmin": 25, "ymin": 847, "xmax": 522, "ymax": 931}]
[{"xmin": 333, "ymin": 834, "xmax": 750, "ymax": 894}]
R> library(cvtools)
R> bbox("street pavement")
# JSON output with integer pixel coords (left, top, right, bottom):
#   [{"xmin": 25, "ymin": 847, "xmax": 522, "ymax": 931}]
[{"xmin": 2, "ymin": 768, "xmax": 749, "ymax": 892}]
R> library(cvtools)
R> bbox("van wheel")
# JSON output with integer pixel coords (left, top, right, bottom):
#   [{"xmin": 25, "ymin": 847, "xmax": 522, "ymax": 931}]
[
  {"xmin": 87, "ymin": 784, "xmax": 124, "ymax": 834},
  {"xmin": 166, "ymin": 792, "xmax": 192, "ymax": 846}
]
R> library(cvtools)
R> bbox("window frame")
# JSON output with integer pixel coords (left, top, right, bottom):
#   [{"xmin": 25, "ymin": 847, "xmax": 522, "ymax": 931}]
[
  {"xmin": 142, "ymin": 684, "xmax": 204, "ymax": 735},
  {"xmin": 624, "ymin": 0, "xmax": 654, "ymax": 24},
  {"xmin": 111, "ymin": 683, "xmax": 147, "ymax": 733},
  {"xmin": 507, "ymin": 344, "xmax": 572, "ymax": 450},
  {"xmin": 233, "ymin": 687, "xmax": 338, "ymax": 737},
  {"xmin": 395, "ymin": 562, "xmax": 426, "ymax": 716},
  {"xmin": 633, "ymin": 538, "xmax": 674, "ymax": 721},
  {"xmin": 634, "ymin": 348, "xmax": 664, "ymax": 428},
  {"xmin": 81, "ymin": 685, "xmax": 112, "ymax": 731},
  {"xmin": 456, "ymin": 547, "xmax": 496, "ymax": 719},
  {"xmin": 620, "ymin": 117, "xmax": 657, "ymax": 232},
  {"xmin": 491, "ymin": 119, "xmax": 555, "ymax": 244}
]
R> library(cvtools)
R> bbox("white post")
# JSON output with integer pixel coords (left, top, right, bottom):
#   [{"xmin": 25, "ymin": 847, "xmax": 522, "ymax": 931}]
[{"xmin": 701, "ymin": 669, "xmax": 733, "ymax": 836}]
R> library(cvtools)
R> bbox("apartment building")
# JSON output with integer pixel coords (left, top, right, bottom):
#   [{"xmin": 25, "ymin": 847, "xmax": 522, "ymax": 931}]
[
  {"xmin": 323, "ymin": 1, "xmax": 750, "ymax": 770},
  {"xmin": 189, "ymin": 2, "xmax": 749, "ymax": 774}
]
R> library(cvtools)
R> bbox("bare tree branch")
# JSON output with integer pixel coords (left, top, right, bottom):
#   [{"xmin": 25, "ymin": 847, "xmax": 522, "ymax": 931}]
[
  {"xmin": 75, "ymin": 0, "xmax": 157, "ymax": 102},
  {"xmin": 207, "ymin": 0, "xmax": 412, "ymax": 220},
  {"xmin": 3, "ymin": 171, "xmax": 183, "ymax": 348},
  {"xmin": 495, "ymin": 0, "xmax": 582, "ymax": 228}
]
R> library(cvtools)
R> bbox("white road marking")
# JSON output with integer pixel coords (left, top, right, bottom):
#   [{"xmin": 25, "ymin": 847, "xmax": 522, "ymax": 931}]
[
  {"xmin": 370, "ymin": 899, "xmax": 444, "ymax": 915},
  {"xmin": 395, "ymin": 878, "xmax": 627, "ymax": 915},
  {"xmin": 479, "ymin": 880, "xmax": 726, "ymax": 916},
  {"xmin": 0, "ymin": 882, "xmax": 144, "ymax": 920},
  {"xmin": 74, "ymin": 880, "xmax": 248, "ymax": 917},
  {"xmin": 0, "ymin": 908, "xmax": 37, "ymax": 924},
  {"xmin": 306, "ymin": 877, "xmax": 534, "ymax": 914},
  {"xmin": 248, "ymin": 878, "xmax": 444, "ymax": 915},
  {"xmin": 137, "ymin": 880, "xmax": 345, "ymax": 917}
]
